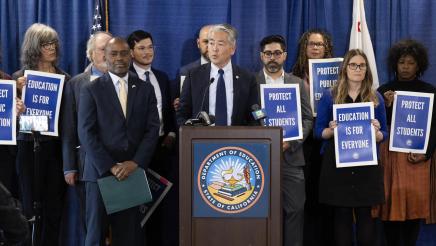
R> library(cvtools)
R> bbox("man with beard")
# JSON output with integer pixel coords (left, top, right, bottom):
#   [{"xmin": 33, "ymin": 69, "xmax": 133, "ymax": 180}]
[
  {"xmin": 61, "ymin": 31, "xmax": 112, "ymax": 244},
  {"xmin": 255, "ymin": 35, "xmax": 313, "ymax": 246}
]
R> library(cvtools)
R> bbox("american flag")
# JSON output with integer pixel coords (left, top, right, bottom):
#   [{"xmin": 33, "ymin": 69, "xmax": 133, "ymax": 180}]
[{"xmin": 90, "ymin": 0, "xmax": 105, "ymax": 36}]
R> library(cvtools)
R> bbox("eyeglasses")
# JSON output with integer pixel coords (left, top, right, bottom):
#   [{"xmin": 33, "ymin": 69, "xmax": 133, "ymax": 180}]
[
  {"xmin": 41, "ymin": 41, "xmax": 57, "ymax": 50},
  {"xmin": 348, "ymin": 63, "xmax": 367, "ymax": 70},
  {"xmin": 262, "ymin": 50, "xmax": 284, "ymax": 59},
  {"xmin": 307, "ymin": 42, "xmax": 325, "ymax": 48}
]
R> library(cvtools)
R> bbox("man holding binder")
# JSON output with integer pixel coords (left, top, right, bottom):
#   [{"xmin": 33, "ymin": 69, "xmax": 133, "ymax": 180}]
[{"xmin": 78, "ymin": 37, "xmax": 160, "ymax": 246}]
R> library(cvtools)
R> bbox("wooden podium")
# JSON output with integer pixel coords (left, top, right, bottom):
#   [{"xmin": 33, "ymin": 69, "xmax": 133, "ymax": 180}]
[{"xmin": 179, "ymin": 126, "xmax": 282, "ymax": 246}]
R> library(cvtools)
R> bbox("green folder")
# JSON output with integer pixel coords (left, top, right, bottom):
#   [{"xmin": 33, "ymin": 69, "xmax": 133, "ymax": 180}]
[{"xmin": 97, "ymin": 167, "xmax": 152, "ymax": 214}]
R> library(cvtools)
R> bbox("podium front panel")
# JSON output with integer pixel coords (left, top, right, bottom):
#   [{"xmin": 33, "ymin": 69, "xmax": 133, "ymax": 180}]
[{"xmin": 180, "ymin": 126, "xmax": 282, "ymax": 246}]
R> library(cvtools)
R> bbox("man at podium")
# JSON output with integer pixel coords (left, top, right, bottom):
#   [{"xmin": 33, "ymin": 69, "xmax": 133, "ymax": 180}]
[{"xmin": 177, "ymin": 24, "xmax": 259, "ymax": 126}]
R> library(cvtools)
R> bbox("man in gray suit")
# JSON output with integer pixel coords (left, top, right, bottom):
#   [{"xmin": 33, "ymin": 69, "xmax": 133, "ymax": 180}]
[
  {"xmin": 62, "ymin": 31, "xmax": 112, "ymax": 185},
  {"xmin": 256, "ymin": 35, "xmax": 313, "ymax": 246},
  {"xmin": 61, "ymin": 31, "xmax": 112, "ymax": 243}
]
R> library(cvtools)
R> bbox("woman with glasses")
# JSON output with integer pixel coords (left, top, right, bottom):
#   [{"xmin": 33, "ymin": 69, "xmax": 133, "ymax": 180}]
[
  {"xmin": 373, "ymin": 39, "xmax": 436, "ymax": 246},
  {"xmin": 315, "ymin": 49, "xmax": 387, "ymax": 246},
  {"xmin": 12, "ymin": 23, "xmax": 70, "ymax": 246},
  {"xmin": 292, "ymin": 29, "xmax": 335, "ymax": 245}
]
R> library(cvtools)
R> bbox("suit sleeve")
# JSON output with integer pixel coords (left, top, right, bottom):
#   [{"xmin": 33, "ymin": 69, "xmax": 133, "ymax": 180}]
[
  {"xmin": 161, "ymin": 73, "xmax": 177, "ymax": 134},
  {"xmin": 314, "ymin": 89, "xmax": 333, "ymax": 139},
  {"xmin": 286, "ymin": 79, "xmax": 313, "ymax": 152},
  {"xmin": 61, "ymin": 79, "xmax": 78, "ymax": 172},
  {"xmin": 246, "ymin": 73, "xmax": 260, "ymax": 125},
  {"xmin": 375, "ymin": 92, "xmax": 388, "ymax": 142},
  {"xmin": 132, "ymin": 85, "xmax": 160, "ymax": 169},
  {"xmin": 78, "ymin": 83, "xmax": 117, "ymax": 176},
  {"xmin": 176, "ymin": 70, "xmax": 193, "ymax": 127}
]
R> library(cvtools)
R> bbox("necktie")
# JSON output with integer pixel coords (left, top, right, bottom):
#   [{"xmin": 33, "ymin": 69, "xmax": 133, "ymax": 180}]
[
  {"xmin": 118, "ymin": 78, "xmax": 127, "ymax": 117},
  {"xmin": 215, "ymin": 69, "xmax": 227, "ymax": 126},
  {"xmin": 144, "ymin": 71, "xmax": 151, "ymax": 83}
]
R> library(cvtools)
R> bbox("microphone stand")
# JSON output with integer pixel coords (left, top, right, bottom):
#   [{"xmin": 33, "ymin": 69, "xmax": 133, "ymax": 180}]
[{"xmin": 30, "ymin": 130, "xmax": 42, "ymax": 246}]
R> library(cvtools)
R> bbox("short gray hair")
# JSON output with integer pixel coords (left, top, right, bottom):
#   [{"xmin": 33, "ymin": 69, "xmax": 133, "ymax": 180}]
[
  {"xmin": 86, "ymin": 31, "xmax": 112, "ymax": 62},
  {"xmin": 208, "ymin": 24, "xmax": 238, "ymax": 46},
  {"xmin": 20, "ymin": 23, "xmax": 59, "ymax": 69}
]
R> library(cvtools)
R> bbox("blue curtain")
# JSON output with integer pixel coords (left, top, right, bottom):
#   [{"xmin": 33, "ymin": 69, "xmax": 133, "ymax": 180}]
[{"xmin": 1, "ymin": 0, "xmax": 435, "ymax": 85}]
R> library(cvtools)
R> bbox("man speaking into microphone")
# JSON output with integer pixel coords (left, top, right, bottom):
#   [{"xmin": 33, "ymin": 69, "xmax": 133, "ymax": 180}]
[{"xmin": 177, "ymin": 24, "xmax": 259, "ymax": 126}]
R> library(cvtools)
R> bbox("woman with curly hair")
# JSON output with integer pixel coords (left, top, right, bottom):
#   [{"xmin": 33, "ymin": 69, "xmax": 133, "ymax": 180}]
[
  {"xmin": 374, "ymin": 39, "xmax": 436, "ymax": 246},
  {"xmin": 292, "ymin": 29, "xmax": 335, "ymax": 245},
  {"xmin": 315, "ymin": 49, "xmax": 388, "ymax": 246}
]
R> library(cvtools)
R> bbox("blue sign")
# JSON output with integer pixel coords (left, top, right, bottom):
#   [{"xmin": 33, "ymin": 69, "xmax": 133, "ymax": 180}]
[
  {"xmin": 193, "ymin": 142, "xmax": 270, "ymax": 218},
  {"xmin": 389, "ymin": 91, "xmax": 434, "ymax": 153},
  {"xmin": 260, "ymin": 84, "xmax": 302, "ymax": 141},
  {"xmin": 22, "ymin": 70, "xmax": 65, "ymax": 136},
  {"xmin": 333, "ymin": 102, "xmax": 377, "ymax": 167},
  {"xmin": 309, "ymin": 58, "xmax": 343, "ymax": 116},
  {"xmin": 0, "ymin": 80, "xmax": 16, "ymax": 145}
]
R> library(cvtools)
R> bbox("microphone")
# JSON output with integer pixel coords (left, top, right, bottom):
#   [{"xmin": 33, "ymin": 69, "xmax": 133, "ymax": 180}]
[
  {"xmin": 251, "ymin": 104, "xmax": 267, "ymax": 126},
  {"xmin": 196, "ymin": 111, "xmax": 214, "ymax": 126},
  {"xmin": 199, "ymin": 78, "xmax": 215, "ymax": 113},
  {"xmin": 184, "ymin": 111, "xmax": 215, "ymax": 126}
]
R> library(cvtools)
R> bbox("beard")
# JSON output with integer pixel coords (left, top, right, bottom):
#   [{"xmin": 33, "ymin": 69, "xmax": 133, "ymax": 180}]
[{"xmin": 265, "ymin": 61, "xmax": 282, "ymax": 73}]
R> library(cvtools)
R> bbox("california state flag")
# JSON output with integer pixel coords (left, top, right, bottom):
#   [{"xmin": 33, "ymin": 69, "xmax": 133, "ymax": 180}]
[{"xmin": 349, "ymin": 0, "xmax": 379, "ymax": 88}]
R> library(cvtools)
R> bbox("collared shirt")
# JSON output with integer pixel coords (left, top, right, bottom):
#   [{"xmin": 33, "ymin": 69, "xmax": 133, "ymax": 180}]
[
  {"xmin": 133, "ymin": 62, "xmax": 164, "ymax": 136},
  {"xmin": 91, "ymin": 65, "xmax": 105, "ymax": 77},
  {"xmin": 209, "ymin": 61, "xmax": 233, "ymax": 126},
  {"xmin": 200, "ymin": 56, "xmax": 209, "ymax": 65},
  {"xmin": 108, "ymin": 72, "xmax": 129, "ymax": 97},
  {"xmin": 263, "ymin": 69, "xmax": 285, "ymax": 84}
]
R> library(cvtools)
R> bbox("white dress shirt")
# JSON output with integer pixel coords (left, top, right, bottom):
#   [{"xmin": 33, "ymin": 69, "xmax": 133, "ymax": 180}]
[
  {"xmin": 133, "ymin": 63, "xmax": 164, "ymax": 136},
  {"xmin": 209, "ymin": 61, "xmax": 234, "ymax": 126}
]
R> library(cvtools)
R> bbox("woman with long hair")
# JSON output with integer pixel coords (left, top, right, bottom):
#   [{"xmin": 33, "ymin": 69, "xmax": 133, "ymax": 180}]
[
  {"xmin": 315, "ymin": 49, "xmax": 387, "ymax": 246},
  {"xmin": 13, "ymin": 23, "xmax": 70, "ymax": 246}
]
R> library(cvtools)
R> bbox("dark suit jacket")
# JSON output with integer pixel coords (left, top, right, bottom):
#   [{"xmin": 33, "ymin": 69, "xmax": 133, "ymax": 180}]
[
  {"xmin": 177, "ymin": 63, "xmax": 259, "ymax": 126},
  {"xmin": 170, "ymin": 59, "xmax": 202, "ymax": 101},
  {"xmin": 129, "ymin": 66, "xmax": 176, "ymax": 135},
  {"xmin": 78, "ymin": 72, "xmax": 160, "ymax": 182},
  {"xmin": 61, "ymin": 70, "xmax": 92, "ymax": 175},
  {"xmin": 256, "ymin": 71, "xmax": 313, "ymax": 167},
  {"xmin": 256, "ymin": 71, "xmax": 313, "ymax": 214}
]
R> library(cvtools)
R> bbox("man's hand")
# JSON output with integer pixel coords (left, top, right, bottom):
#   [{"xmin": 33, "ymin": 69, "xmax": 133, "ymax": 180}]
[
  {"xmin": 282, "ymin": 142, "xmax": 290, "ymax": 152},
  {"xmin": 64, "ymin": 172, "xmax": 78, "ymax": 186},
  {"xmin": 162, "ymin": 135, "xmax": 175, "ymax": 149},
  {"xmin": 173, "ymin": 98, "xmax": 180, "ymax": 111},
  {"xmin": 111, "ymin": 161, "xmax": 138, "ymax": 181}
]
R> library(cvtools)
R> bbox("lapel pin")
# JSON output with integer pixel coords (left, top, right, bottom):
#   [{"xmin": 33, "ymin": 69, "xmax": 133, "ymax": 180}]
[
  {"xmin": 132, "ymin": 85, "xmax": 136, "ymax": 88},
  {"xmin": 236, "ymin": 75, "xmax": 239, "ymax": 80}
]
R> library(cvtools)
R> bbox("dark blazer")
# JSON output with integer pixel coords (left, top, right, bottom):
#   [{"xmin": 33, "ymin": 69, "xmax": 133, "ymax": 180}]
[
  {"xmin": 256, "ymin": 71, "xmax": 313, "ymax": 217},
  {"xmin": 129, "ymin": 66, "xmax": 176, "ymax": 135},
  {"xmin": 173, "ymin": 59, "xmax": 202, "ymax": 99},
  {"xmin": 61, "ymin": 70, "xmax": 91, "ymax": 174},
  {"xmin": 78, "ymin": 72, "xmax": 160, "ymax": 182},
  {"xmin": 177, "ymin": 63, "xmax": 259, "ymax": 126},
  {"xmin": 179, "ymin": 59, "xmax": 201, "ymax": 77}
]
